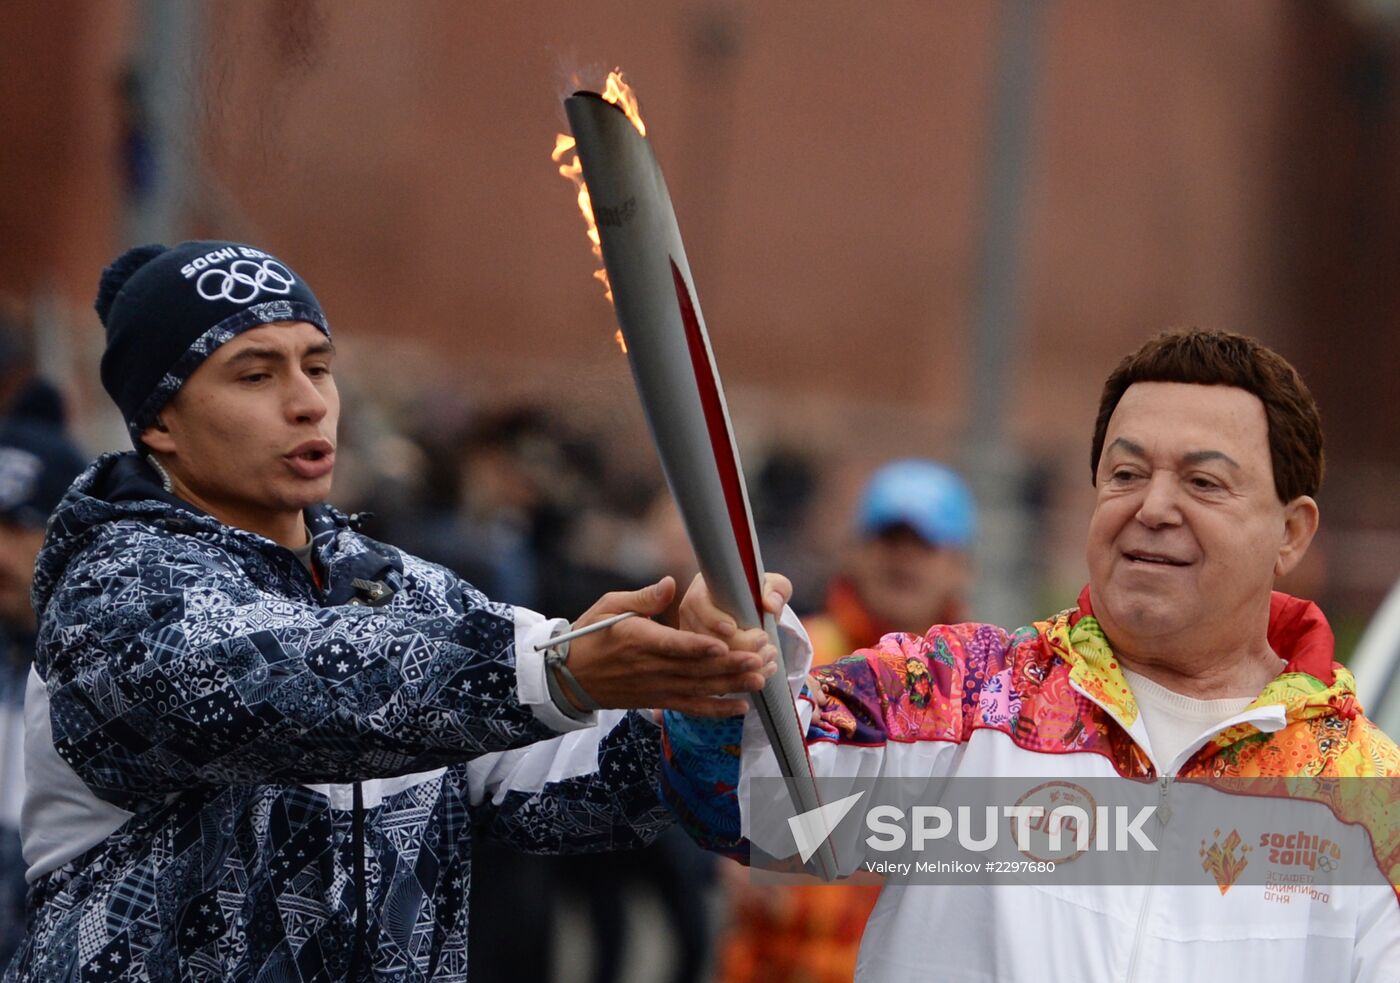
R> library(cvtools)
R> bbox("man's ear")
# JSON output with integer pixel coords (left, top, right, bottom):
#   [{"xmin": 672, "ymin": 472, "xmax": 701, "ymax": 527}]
[
  {"xmin": 141, "ymin": 418, "xmax": 176, "ymax": 455},
  {"xmin": 1275, "ymin": 495, "xmax": 1320, "ymax": 578}
]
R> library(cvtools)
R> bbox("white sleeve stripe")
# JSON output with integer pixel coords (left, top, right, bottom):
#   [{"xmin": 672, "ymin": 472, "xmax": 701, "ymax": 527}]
[
  {"xmin": 21, "ymin": 666, "xmax": 133, "ymax": 882},
  {"xmin": 465, "ymin": 709, "xmax": 632, "ymax": 806}
]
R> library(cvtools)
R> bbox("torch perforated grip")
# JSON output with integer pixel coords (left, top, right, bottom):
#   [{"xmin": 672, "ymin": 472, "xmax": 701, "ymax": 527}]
[{"xmin": 565, "ymin": 93, "xmax": 839, "ymax": 880}]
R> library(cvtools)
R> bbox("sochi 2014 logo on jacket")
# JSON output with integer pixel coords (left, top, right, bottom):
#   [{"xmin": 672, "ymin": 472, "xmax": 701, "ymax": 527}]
[
  {"xmin": 1199, "ymin": 828, "xmax": 1253, "ymax": 894},
  {"xmin": 1259, "ymin": 829, "xmax": 1342, "ymax": 873}
]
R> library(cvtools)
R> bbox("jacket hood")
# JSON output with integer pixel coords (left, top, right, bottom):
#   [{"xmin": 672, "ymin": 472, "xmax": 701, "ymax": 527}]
[{"xmin": 32, "ymin": 451, "xmax": 352, "ymax": 622}]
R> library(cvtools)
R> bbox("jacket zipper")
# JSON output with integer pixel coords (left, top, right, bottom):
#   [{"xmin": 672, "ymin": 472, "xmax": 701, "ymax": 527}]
[
  {"xmin": 348, "ymin": 781, "xmax": 367, "ymax": 979},
  {"xmin": 1124, "ymin": 777, "xmax": 1170, "ymax": 981},
  {"xmin": 291, "ymin": 529, "xmax": 366, "ymax": 976},
  {"xmin": 1062, "ymin": 675, "xmax": 1297, "ymax": 980},
  {"xmin": 302, "ymin": 538, "xmax": 366, "ymax": 977}
]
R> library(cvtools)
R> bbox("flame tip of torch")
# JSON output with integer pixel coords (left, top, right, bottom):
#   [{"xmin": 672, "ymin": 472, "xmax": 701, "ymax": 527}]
[
  {"xmin": 567, "ymin": 69, "xmax": 647, "ymax": 137},
  {"xmin": 554, "ymin": 67, "xmax": 646, "ymax": 321}
]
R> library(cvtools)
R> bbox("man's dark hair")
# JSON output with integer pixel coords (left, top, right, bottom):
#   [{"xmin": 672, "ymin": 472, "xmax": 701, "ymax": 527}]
[{"xmin": 1090, "ymin": 329, "xmax": 1324, "ymax": 503}]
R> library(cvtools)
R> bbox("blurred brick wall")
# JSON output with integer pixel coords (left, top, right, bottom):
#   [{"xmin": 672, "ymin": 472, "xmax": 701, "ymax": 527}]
[
  {"xmin": 2, "ymin": 0, "xmax": 1396, "ymax": 616},
  {"xmin": 0, "ymin": 2, "xmax": 128, "ymax": 304}
]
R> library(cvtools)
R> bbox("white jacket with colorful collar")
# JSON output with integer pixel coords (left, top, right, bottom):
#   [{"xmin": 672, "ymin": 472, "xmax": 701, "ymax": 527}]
[{"xmin": 662, "ymin": 591, "xmax": 1400, "ymax": 982}]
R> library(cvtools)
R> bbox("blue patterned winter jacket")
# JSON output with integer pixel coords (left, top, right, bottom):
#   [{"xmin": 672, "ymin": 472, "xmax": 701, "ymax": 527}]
[{"xmin": 7, "ymin": 453, "xmax": 670, "ymax": 981}]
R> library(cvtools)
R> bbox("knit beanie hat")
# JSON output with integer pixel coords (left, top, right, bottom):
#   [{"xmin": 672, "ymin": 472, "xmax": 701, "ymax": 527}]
[{"xmin": 94, "ymin": 240, "xmax": 331, "ymax": 447}]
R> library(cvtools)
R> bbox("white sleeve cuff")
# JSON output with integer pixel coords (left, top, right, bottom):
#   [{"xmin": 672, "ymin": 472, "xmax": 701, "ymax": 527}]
[
  {"xmin": 778, "ymin": 604, "xmax": 815, "ymax": 689},
  {"xmin": 513, "ymin": 607, "xmax": 598, "ymax": 733}
]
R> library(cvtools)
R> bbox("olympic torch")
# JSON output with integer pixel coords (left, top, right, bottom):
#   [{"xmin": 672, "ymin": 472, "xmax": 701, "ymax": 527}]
[{"xmin": 560, "ymin": 83, "xmax": 838, "ymax": 879}]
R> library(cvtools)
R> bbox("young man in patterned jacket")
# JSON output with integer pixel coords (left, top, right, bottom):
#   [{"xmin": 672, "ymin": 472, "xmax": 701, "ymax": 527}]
[
  {"xmin": 665, "ymin": 330, "xmax": 1400, "ymax": 981},
  {"xmin": 9, "ymin": 241, "xmax": 775, "ymax": 981}
]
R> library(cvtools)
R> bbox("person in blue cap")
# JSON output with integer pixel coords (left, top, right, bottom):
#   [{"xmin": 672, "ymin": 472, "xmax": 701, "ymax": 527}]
[
  {"xmin": 834, "ymin": 458, "xmax": 977, "ymax": 639},
  {"xmin": 0, "ymin": 400, "xmax": 87, "ymax": 969}
]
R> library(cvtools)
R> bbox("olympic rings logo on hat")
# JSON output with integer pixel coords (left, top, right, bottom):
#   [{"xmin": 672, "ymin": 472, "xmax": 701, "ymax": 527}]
[{"xmin": 195, "ymin": 259, "xmax": 296, "ymax": 304}]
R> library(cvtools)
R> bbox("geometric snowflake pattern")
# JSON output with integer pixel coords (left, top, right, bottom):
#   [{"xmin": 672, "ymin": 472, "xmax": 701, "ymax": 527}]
[{"xmin": 8, "ymin": 453, "xmax": 670, "ymax": 980}]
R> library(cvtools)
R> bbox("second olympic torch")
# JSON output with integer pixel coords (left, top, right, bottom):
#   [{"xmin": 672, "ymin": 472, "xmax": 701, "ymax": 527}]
[{"xmin": 563, "ymin": 88, "xmax": 838, "ymax": 879}]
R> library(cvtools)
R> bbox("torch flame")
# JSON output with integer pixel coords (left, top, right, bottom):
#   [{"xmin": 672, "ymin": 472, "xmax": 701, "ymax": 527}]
[
  {"xmin": 601, "ymin": 71, "xmax": 646, "ymax": 137},
  {"xmin": 554, "ymin": 69, "xmax": 646, "ymax": 351}
]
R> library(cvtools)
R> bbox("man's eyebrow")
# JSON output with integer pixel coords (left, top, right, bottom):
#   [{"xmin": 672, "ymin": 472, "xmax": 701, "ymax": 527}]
[
  {"xmin": 223, "ymin": 340, "xmax": 336, "ymax": 366},
  {"xmin": 1107, "ymin": 438, "xmax": 1240, "ymax": 470},
  {"xmin": 223, "ymin": 347, "xmax": 287, "ymax": 366},
  {"xmin": 1181, "ymin": 449, "xmax": 1240, "ymax": 470}
]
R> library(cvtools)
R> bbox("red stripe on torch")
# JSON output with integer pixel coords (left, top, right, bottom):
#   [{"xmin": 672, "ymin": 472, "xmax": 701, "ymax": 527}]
[{"xmin": 670, "ymin": 258, "xmax": 765, "ymax": 622}]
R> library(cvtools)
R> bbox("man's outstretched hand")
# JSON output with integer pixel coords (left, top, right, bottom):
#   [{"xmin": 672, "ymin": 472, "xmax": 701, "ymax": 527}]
[
  {"xmin": 677, "ymin": 570, "xmax": 829, "ymax": 726},
  {"xmin": 563, "ymin": 577, "xmax": 778, "ymax": 718},
  {"xmin": 677, "ymin": 570, "xmax": 792, "ymax": 652}
]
